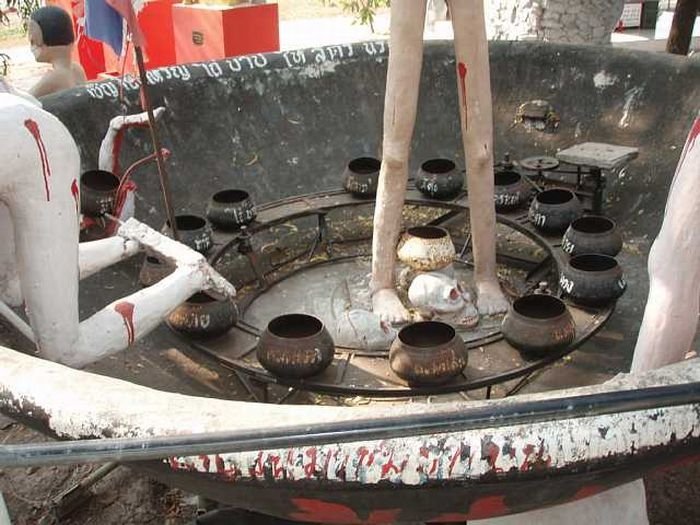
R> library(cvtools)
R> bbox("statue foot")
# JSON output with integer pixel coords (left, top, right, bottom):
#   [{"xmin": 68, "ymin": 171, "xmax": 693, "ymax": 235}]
[
  {"xmin": 372, "ymin": 288, "xmax": 411, "ymax": 325},
  {"xmin": 457, "ymin": 302, "xmax": 479, "ymax": 328},
  {"xmin": 476, "ymin": 280, "xmax": 509, "ymax": 316}
]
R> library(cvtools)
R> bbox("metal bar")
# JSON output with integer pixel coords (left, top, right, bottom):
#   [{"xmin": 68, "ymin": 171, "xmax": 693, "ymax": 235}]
[
  {"xmin": 0, "ymin": 301, "xmax": 35, "ymax": 344},
  {"xmin": 134, "ymin": 46, "xmax": 179, "ymax": 241},
  {"xmin": 1, "ymin": 382, "xmax": 698, "ymax": 467}
]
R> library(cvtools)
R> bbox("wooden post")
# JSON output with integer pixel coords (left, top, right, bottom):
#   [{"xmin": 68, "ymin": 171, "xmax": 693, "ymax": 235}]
[
  {"xmin": 133, "ymin": 45, "xmax": 180, "ymax": 241},
  {"xmin": 666, "ymin": 0, "xmax": 699, "ymax": 55}
]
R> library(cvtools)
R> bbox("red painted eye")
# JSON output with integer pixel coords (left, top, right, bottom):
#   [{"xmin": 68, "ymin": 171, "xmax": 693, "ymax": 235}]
[{"xmin": 449, "ymin": 288, "xmax": 460, "ymax": 301}]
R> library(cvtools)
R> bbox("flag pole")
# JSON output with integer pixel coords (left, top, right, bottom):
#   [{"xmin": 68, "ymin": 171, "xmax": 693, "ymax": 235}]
[{"xmin": 132, "ymin": 44, "xmax": 179, "ymax": 241}]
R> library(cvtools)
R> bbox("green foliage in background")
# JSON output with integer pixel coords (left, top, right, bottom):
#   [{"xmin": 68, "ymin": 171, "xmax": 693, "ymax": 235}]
[
  {"xmin": 1, "ymin": 0, "xmax": 41, "ymax": 27},
  {"xmin": 321, "ymin": 0, "xmax": 390, "ymax": 32}
]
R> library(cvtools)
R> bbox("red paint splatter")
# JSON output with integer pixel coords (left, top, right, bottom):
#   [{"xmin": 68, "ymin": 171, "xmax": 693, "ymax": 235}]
[
  {"xmin": 483, "ymin": 440, "xmax": 500, "ymax": 470},
  {"xmin": 290, "ymin": 499, "xmax": 400, "ymax": 524},
  {"xmin": 111, "ymin": 129, "xmax": 126, "ymax": 175},
  {"xmin": 249, "ymin": 451, "xmax": 265, "ymax": 478},
  {"xmin": 113, "ymin": 301, "xmax": 135, "ymax": 345},
  {"xmin": 24, "ymin": 119, "xmax": 52, "ymax": 201},
  {"xmin": 458, "ymin": 62, "xmax": 468, "ymax": 129},
  {"xmin": 304, "ymin": 447, "xmax": 318, "ymax": 478},
  {"xmin": 200, "ymin": 455, "xmax": 210, "ymax": 472},
  {"xmin": 448, "ymin": 444, "xmax": 462, "ymax": 477},
  {"xmin": 269, "ymin": 454, "xmax": 285, "ymax": 478},
  {"xmin": 215, "ymin": 455, "xmax": 226, "ymax": 474},
  {"xmin": 70, "ymin": 179, "xmax": 80, "ymax": 216},
  {"xmin": 429, "ymin": 458, "xmax": 438, "ymax": 475},
  {"xmin": 572, "ymin": 484, "xmax": 605, "ymax": 501},
  {"xmin": 380, "ymin": 452, "xmax": 401, "ymax": 477}
]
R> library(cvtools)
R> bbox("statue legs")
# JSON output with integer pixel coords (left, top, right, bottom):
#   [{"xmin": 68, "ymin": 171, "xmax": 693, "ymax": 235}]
[
  {"xmin": 371, "ymin": 0, "xmax": 427, "ymax": 324},
  {"xmin": 449, "ymin": 0, "xmax": 508, "ymax": 315}
]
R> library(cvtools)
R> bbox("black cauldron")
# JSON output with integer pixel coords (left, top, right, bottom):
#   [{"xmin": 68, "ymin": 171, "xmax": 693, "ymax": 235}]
[
  {"xmin": 343, "ymin": 157, "xmax": 380, "ymax": 198},
  {"xmin": 206, "ymin": 189, "xmax": 257, "ymax": 230},
  {"xmin": 162, "ymin": 214, "xmax": 213, "ymax": 254},
  {"xmin": 415, "ymin": 159, "xmax": 463, "ymax": 200},
  {"xmin": 80, "ymin": 170, "xmax": 120, "ymax": 216},
  {"xmin": 167, "ymin": 292, "xmax": 238, "ymax": 338},
  {"xmin": 257, "ymin": 314, "xmax": 335, "ymax": 379},
  {"xmin": 501, "ymin": 294, "xmax": 576, "ymax": 357},
  {"xmin": 559, "ymin": 254, "xmax": 626, "ymax": 306},
  {"xmin": 494, "ymin": 169, "xmax": 529, "ymax": 211},
  {"xmin": 562, "ymin": 215, "xmax": 622, "ymax": 257},
  {"xmin": 389, "ymin": 321, "xmax": 467, "ymax": 385},
  {"xmin": 528, "ymin": 188, "xmax": 582, "ymax": 234}
]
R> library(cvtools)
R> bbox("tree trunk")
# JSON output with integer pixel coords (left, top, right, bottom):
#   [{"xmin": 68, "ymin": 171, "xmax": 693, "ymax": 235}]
[{"xmin": 666, "ymin": 0, "xmax": 699, "ymax": 55}]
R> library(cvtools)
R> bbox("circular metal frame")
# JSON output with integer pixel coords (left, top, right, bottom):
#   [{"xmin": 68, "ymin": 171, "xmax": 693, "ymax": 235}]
[{"xmin": 171, "ymin": 186, "xmax": 614, "ymax": 397}]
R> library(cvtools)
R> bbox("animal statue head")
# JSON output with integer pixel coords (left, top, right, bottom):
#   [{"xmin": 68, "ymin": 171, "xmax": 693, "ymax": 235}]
[{"xmin": 408, "ymin": 272, "xmax": 479, "ymax": 328}]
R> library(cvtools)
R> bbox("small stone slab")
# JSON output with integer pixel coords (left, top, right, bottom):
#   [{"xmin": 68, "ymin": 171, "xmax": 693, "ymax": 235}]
[{"xmin": 556, "ymin": 142, "xmax": 639, "ymax": 170}]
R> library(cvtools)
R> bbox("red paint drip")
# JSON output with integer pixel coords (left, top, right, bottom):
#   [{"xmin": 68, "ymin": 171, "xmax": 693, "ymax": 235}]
[
  {"xmin": 304, "ymin": 447, "xmax": 318, "ymax": 479},
  {"xmin": 113, "ymin": 301, "xmax": 135, "ymax": 346},
  {"xmin": 215, "ymin": 455, "xmax": 226, "ymax": 475},
  {"xmin": 380, "ymin": 452, "xmax": 401, "ymax": 477},
  {"xmin": 111, "ymin": 128, "xmax": 126, "ymax": 175},
  {"xmin": 677, "ymin": 116, "xmax": 700, "ymax": 170},
  {"xmin": 448, "ymin": 444, "xmax": 462, "ymax": 476},
  {"xmin": 200, "ymin": 455, "xmax": 211, "ymax": 472},
  {"xmin": 24, "ymin": 119, "xmax": 52, "ymax": 201},
  {"xmin": 458, "ymin": 62, "xmax": 468, "ymax": 129},
  {"xmin": 70, "ymin": 179, "xmax": 80, "ymax": 216}
]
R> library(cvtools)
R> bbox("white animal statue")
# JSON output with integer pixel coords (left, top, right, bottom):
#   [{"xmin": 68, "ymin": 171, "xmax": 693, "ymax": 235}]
[
  {"xmin": 408, "ymin": 271, "xmax": 479, "ymax": 327},
  {"xmin": 0, "ymin": 91, "xmax": 234, "ymax": 368},
  {"xmin": 371, "ymin": 0, "xmax": 509, "ymax": 325}
]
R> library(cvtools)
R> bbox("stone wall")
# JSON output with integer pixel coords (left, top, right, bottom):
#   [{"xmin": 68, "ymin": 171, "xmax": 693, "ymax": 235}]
[{"xmin": 486, "ymin": 0, "xmax": 625, "ymax": 45}]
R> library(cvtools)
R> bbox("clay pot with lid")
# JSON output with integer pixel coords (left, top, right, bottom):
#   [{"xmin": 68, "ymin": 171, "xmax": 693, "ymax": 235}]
[
  {"xmin": 494, "ymin": 169, "xmax": 529, "ymax": 212},
  {"xmin": 389, "ymin": 321, "xmax": 468, "ymax": 385},
  {"xmin": 343, "ymin": 157, "xmax": 380, "ymax": 198},
  {"xmin": 528, "ymin": 188, "xmax": 582, "ymax": 234},
  {"xmin": 397, "ymin": 226, "xmax": 456, "ymax": 272},
  {"xmin": 206, "ymin": 189, "xmax": 257, "ymax": 230},
  {"xmin": 167, "ymin": 292, "xmax": 238, "ymax": 338},
  {"xmin": 415, "ymin": 159, "xmax": 463, "ymax": 200},
  {"xmin": 162, "ymin": 214, "xmax": 213, "ymax": 254},
  {"xmin": 501, "ymin": 294, "xmax": 576, "ymax": 357},
  {"xmin": 562, "ymin": 215, "xmax": 622, "ymax": 257},
  {"xmin": 559, "ymin": 254, "xmax": 626, "ymax": 306},
  {"xmin": 80, "ymin": 169, "xmax": 120, "ymax": 216},
  {"xmin": 257, "ymin": 314, "xmax": 335, "ymax": 379}
]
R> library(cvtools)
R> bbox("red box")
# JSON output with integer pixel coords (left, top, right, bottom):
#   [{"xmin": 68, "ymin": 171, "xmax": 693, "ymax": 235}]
[{"xmin": 172, "ymin": 3, "xmax": 279, "ymax": 64}]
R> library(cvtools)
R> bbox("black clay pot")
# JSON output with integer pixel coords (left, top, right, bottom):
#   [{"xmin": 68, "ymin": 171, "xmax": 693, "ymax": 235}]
[
  {"xmin": 562, "ymin": 215, "xmax": 622, "ymax": 257},
  {"xmin": 138, "ymin": 255, "xmax": 174, "ymax": 287},
  {"xmin": 167, "ymin": 292, "xmax": 238, "ymax": 338},
  {"xmin": 494, "ymin": 169, "xmax": 529, "ymax": 211},
  {"xmin": 559, "ymin": 254, "xmax": 626, "ymax": 306},
  {"xmin": 528, "ymin": 188, "xmax": 582, "ymax": 234},
  {"xmin": 257, "ymin": 314, "xmax": 335, "ymax": 379},
  {"xmin": 416, "ymin": 159, "xmax": 463, "ymax": 200},
  {"xmin": 343, "ymin": 157, "xmax": 380, "ymax": 198},
  {"xmin": 206, "ymin": 189, "xmax": 256, "ymax": 230},
  {"xmin": 389, "ymin": 321, "xmax": 467, "ymax": 386},
  {"xmin": 162, "ymin": 214, "xmax": 213, "ymax": 254},
  {"xmin": 80, "ymin": 170, "xmax": 120, "ymax": 216},
  {"xmin": 501, "ymin": 295, "xmax": 576, "ymax": 356}
]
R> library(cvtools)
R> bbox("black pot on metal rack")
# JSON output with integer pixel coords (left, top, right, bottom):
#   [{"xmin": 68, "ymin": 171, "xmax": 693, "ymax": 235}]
[
  {"xmin": 80, "ymin": 169, "xmax": 120, "ymax": 216},
  {"xmin": 206, "ymin": 189, "xmax": 257, "ymax": 230},
  {"xmin": 162, "ymin": 214, "xmax": 213, "ymax": 254},
  {"xmin": 257, "ymin": 314, "xmax": 335, "ymax": 379},
  {"xmin": 501, "ymin": 294, "xmax": 576, "ymax": 357},
  {"xmin": 415, "ymin": 159, "xmax": 463, "ymax": 200},
  {"xmin": 494, "ymin": 168, "xmax": 529, "ymax": 211},
  {"xmin": 343, "ymin": 157, "xmax": 380, "ymax": 198},
  {"xmin": 138, "ymin": 255, "xmax": 174, "ymax": 287},
  {"xmin": 562, "ymin": 215, "xmax": 622, "ymax": 257},
  {"xmin": 167, "ymin": 292, "xmax": 238, "ymax": 338},
  {"xmin": 389, "ymin": 321, "xmax": 467, "ymax": 386},
  {"xmin": 559, "ymin": 253, "xmax": 626, "ymax": 306},
  {"xmin": 528, "ymin": 188, "xmax": 582, "ymax": 234}
]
